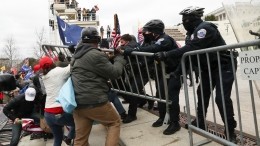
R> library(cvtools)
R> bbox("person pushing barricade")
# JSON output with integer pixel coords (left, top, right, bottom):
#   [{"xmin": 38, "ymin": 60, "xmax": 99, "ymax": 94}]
[
  {"xmin": 40, "ymin": 56, "xmax": 75, "ymax": 146},
  {"xmin": 154, "ymin": 6, "xmax": 238, "ymax": 143},
  {"xmin": 71, "ymin": 27, "xmax": 126, "ymax": 146},
  {"xmin": 123, "ymin": 19, "xmax": 182, "ymax": 135},
  {"xmin": 115, "ymin": 34, "xmax": 150, "ymax": 124}
]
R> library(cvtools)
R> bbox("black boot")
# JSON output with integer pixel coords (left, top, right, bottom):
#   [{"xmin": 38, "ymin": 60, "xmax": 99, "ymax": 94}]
[
  {"xmin": 163, "ymin": 122, "xmax": 181, "ymax": 135},
  {"xmin": 148, "ymin": 100, "xmax": 154, "ymax": 110},
  {"xmin": 63, "ymin": 136, "xmax": 72, "ymax": 145},
  {"xmin": 224, "ymin": 129, "xmax": 237, "ymax": 144},
  {"xmin": 120, "ymin": 112, "xmax": 127, "ymax": 120},
  {"xmin": 224, "ymin": 121, "xmax": 237, "ymax": 144},
  {"xmin": 185, "ymin": 118, "xmax": 206, "ymax": 130},
  {"xmin": 122, "ymin": 115, "xmax": 137, "ymax": 123},
  {"xmin": 152, "ymin": 118, "xmax": 164, "ymax": 127},
  {"xmin": 138, "ymin": 100, "xmax": 147, "ymax": 108}
]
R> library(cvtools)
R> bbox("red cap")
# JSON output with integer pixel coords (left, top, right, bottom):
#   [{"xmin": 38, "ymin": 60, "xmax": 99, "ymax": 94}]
[
  {"xmin": 39, "ymin": 56, "xmax": 53, "ymax": 69},
  {"xmin": 33, "ymin": 64, "xmax": 41, "ymax": 73}
]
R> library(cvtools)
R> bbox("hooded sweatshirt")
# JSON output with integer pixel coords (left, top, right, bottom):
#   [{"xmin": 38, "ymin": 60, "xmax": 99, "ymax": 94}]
[{"xmin": 71, "ymin": 43, "xmax": 126, "ymax": 108}]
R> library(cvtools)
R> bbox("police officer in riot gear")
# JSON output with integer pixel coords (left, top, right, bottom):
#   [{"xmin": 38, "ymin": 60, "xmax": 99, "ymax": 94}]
[
  {"xmin": 155, "ymin": 6, "xmax": 237, "ymax": 143},
  {"xmin": 124, "ymin": 19, "xmax": 182, "ymax": 135}
]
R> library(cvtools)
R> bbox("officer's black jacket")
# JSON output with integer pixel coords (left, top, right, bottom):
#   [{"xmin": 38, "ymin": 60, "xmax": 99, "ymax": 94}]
[
  {"xmin": 167, "ymin": 21, "xmax": 228, "ymax": 71},
  {"xmin": 139, "ymin": 33, "xmax": 180, "ymax": 73},
  {"xmin": 123, "ymin": 40, "xmax": 146, "ymax": 75}
]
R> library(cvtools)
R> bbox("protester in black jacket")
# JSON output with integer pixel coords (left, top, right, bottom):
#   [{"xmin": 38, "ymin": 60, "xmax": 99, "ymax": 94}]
[
  {"xmin": 3, "ymin": 88, "xmax": 37, "ymax": 146},
  {"xmin": 117, "ymin": 34, "xmax": 150, "ymax": 123}
]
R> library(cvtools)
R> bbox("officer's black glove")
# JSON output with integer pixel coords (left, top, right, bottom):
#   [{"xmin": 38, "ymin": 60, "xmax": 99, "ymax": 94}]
[
  {"xmin": 170, "ymin": 71, "xmax": 179, "ymax": 79},
  {"xmin": 154, "ymin": 51, "xmax": 168, "ymax": 61},
  {"xmin": 123, "ymin": 47, "xmax": 139, "ymax": 56}
]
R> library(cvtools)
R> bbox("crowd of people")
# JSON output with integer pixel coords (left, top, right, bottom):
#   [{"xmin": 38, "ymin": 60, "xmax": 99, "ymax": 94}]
[
  {"xmin": 50, "ymin": 0, "xmax": 99, "ymax": 21},
  {"xmin": 0, "ymin": 6, "xmax": 238, "ymax": 146},
  {"xmin": 99, "ymin": 25, "xmax": 111, "ymax": 39}
]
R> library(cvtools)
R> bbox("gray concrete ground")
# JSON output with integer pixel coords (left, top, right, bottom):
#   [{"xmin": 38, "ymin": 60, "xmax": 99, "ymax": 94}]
[{"xmin": 16, "ymin": 103, "xmax": 220, "ymax": 146}]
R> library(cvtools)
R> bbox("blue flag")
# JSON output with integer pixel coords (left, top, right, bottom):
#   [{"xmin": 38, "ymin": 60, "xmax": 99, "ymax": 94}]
[{"xmin": 56, "ymin": 16, "xmax": 83, "ymax": 45}]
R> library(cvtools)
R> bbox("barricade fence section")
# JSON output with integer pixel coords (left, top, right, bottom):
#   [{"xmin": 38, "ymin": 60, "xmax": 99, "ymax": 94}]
[
  {"xmin": 42, "ymin": 41, "xmax": 260, "ymax": 146},
  {"xmin": 181, "ymin": 39, "xmax": 260, "ymax": 146},
  {"xmin": 101, "ymin": 49, "xmax": 171, "ymax": 124},
  {"xmin": 41, "ymin": 45, "xmax": 172, "ymax": 124},
  {"xmin": 42, "ymin": 44, "xmax": 73, "ymax": 61}
]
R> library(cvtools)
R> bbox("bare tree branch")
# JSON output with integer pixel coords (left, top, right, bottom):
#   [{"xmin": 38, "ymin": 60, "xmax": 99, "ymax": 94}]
[
  {"xmin": 3, "ymin": 36, "xmax": 18, "ymax": 67},
  {"xmin": 33, "ymin": 27, "xmax": 47, "ymax": 59}
]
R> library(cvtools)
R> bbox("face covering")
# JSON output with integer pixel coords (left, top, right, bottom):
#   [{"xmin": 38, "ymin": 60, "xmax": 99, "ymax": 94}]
[
  {"xmin": 182, "ymin": 15, "xmax": 198, "ymax": 33},
  {"xmin": 143, "ymin": 33, "xmax": 154, "ymax": 43},
  {"xmin": 183, "ymin": 22, "xmax": 195, "ymax": 33}
]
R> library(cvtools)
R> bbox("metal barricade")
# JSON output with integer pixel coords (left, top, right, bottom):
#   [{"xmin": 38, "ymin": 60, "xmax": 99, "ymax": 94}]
[
  {"xmin": 41, "ymin": 45, "xmax": 172, "ymax": 124},
  {"xmin": 102, "ymin": 49, "xmax": 171, "ymax": 124},
  {"xmin": 42, "ymin": 44, "xmax": 73, "ymax": 60},
  {"xmin": 181, "ymin": 39, "xmax": 260, "ymax": 146}
]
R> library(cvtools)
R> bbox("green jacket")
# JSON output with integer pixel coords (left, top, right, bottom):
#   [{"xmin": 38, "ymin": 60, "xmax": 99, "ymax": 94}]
[{"xmin": 71, "ymin": 44, "xmax": 126, "ymax": 108}]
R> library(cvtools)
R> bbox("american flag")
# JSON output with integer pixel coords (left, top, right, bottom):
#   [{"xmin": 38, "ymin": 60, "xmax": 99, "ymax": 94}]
[
  {"xmin": 94, "ymin": 5, "xmax": 99, "ymax": 11},
  {"xmin": 138, "ymin": 28, "xmax": 144, "ymax": 44},
  {"xmin": 110, "ymin": 14, "xmax": 121, "ymax": 48}
]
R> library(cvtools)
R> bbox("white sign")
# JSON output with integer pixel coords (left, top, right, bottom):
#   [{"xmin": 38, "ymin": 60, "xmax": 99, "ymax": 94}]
[{"xmin": 239, "ymin": 49, "xmax": 260, "ymax": 80}]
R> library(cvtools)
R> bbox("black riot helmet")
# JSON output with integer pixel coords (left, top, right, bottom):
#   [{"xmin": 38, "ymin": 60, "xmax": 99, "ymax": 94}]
[
  {"xmin": 143, "ymin": 19, "xmax": 165, "ymax": 35},
  {"xmin": 179, "ymin": 6, "xmax": 204, "ymax": 33},
  {"xmin": 179, "ymin": 6, "xmax": 205, "ymax": 18},
  {"xmin": 81, "ymin": 27, "xmax": 101, "ymax": 43}
]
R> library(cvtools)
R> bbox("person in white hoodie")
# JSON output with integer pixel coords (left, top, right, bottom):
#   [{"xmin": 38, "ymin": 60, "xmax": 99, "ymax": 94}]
[{"xmin": 40, "ymin": 56, "xmax": 75, "ymax": 146}]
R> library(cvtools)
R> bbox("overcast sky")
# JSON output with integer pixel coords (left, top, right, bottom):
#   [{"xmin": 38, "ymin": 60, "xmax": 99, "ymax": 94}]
[{"xmin": 0, "ymin": 0, "xmax": 225, "ymax": 58}]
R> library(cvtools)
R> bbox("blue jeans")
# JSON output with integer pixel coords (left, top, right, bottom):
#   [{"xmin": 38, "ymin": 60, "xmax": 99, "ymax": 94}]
[
  {"xmin": 108, "ymin": 91, "xmax": 125, "ymax": 114},
  {"xmin": 44, "ymin": 112, "xmax": 75, "ymax": 146},
  {"xmin": 10, "ymin": 123, "xmax": 22, "ymax": 146},
  {"xmin": 10, "ymin": 113, "xmax": 40, "ymax": 146}
]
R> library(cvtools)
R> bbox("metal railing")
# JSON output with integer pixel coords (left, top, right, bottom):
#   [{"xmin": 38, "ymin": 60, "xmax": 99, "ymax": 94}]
[
  {"xmin": 181, "ymin": 39, "xmax": 260, "ymax": 146},
  {"xmin": 41, "ymin": 45, "xmax": 172, "ymax": 124},
  {"xmin": 42, "ymin": 44, "xmax": 73, "ymax": 60},
  {"xmin": 42, "ymin": 41, "xmax": 260, "ymax": 145}
]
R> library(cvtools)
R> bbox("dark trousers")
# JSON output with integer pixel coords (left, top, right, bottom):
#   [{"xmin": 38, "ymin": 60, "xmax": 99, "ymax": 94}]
[
  {"xmin": 127, "ymin": 74, "xmax": 148, "ymax": 117},
  {"xmin": 156, "ymin": 75, "xmax": 167, "ymax": 119},
  {"xmin": 44, "ymin": 112, "xmax": 75, "ymax": 146},
  {"xmin": 168, "ymin": 75, "xmax": 182, "ymax": 123},
  {"xmin": 107, "ymin": 32, "xmax": 110, "ymax": 38},
  {"xmin": 10, "ymin": 123, "xmax": 22, "ymax": 146},
  {"xmin": 91, "ymin": 14, "xmax": 96, "ymax": 20},
  {"xmin": 187, "ymin": 67, "xmax": 199, "ymax": 85},
  {"xmin": 156, "ymin": 74, "xmax": 182, "ymax": 122},
  {"xmin": 108, "ymin": 90, "xmax": 126, "ymax": 114},
  {"xmin": 10, "ymin": 113, "xmax": 40, "ymax": 146},
  {"xmin": 196, "ymin": 59, "xmax": 237, "ymax": 129}
]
